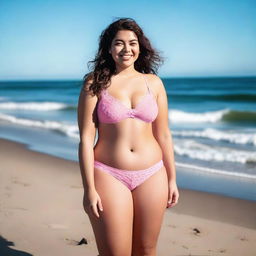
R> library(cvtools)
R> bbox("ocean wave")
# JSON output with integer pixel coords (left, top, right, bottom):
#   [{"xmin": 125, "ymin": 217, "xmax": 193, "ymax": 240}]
[
  {"xmin": 173, "ymin": 128, "xmax": 256, "ymax": 145},
  {"xmin": 0, "ymin": 113, "xmax": 79, "ymax": 139},
  {"xmin": 174, "ymin": 139, "xmax": 256, "ymax": 164},
  {"xmin": 2, "ymin": 101, "xmax": 256, "ymax": 125},
  {"xmin": 0, "ymin": 101, "xmax": 70, "ymax": 111},
  {"xmin": 169, "ymin": 109, "xmax": 256, "ymax": 124},
  {"xmin": 169, "ymin": 109, "xmax": 228, "ymax": 123},
  {"xmin": 176, "ymin": 162, "xmax": 256, "ymax": 180},
  {"xmin": 1, "ymin": 112, "xmax": 256, "ymax": 166},
  {"xmin": 168, "ymin": 93, "xmax": 256, "ymax": 102},
  {"xmin": 222, "ymin": 110, "xmax": 256, "ymax": 123}
]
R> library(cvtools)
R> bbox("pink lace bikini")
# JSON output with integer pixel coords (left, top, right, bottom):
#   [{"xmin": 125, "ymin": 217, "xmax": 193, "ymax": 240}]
[{"xmin": 94, "ymin": 75, "xmax": 164, "ymax": 191}]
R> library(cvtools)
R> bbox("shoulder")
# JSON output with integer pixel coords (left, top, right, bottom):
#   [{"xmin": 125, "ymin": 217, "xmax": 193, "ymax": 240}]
[
  {"xmin": 82, "ymin": 77, "xmax": 93, "ymax": 93},
  {"xmin": 78, "ymin": 78, "xmax": 99, "ymax": 108},
  {"xmin": 81, "ymin": 72, "xmax": 96, "ymax": 95},
  {"xmin": 144, "ymin": 74, "xmax": 165, "ymax": 94},
  {"xmin": 81, "ymin": 77, "xmax": 99, "ymax": 98}
]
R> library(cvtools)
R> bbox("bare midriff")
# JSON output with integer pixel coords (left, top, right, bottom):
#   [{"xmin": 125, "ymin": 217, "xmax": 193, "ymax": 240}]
[{"xmin": 94, "ymin": 119, "xmax": 162, "ymax": 170}]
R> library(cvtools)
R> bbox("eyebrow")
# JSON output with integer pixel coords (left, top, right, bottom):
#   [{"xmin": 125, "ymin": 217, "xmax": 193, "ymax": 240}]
[{"xmin": 114, "ymin": 39, "xmax": 138, "ymax": 42}]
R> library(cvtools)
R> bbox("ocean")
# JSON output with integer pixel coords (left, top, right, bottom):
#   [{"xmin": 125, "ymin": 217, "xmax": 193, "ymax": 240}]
[{"xmin": 0, "ymin": 77, "xmax": 255, "ymax": 201}]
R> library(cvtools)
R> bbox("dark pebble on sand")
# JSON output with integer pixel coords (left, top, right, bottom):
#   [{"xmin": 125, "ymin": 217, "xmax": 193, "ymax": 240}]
[
  {"xmin": 77, "ymin": 238, "xmax": 88, "ymax": 245},
  {"xmin": 193, "ymin": 228, "xmax": 201, "ymax": 234}
]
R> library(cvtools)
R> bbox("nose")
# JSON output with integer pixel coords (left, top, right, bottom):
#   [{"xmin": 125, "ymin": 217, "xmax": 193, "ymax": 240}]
[{"xmin": 123, "ymin": 43, "xmax": 131, "ymax": 52}]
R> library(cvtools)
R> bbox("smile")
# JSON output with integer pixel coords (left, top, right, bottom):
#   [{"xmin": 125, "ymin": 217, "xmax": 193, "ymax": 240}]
[{"xmin": 120, "ymin": 55, "xmax": 133, "ymax": 60}]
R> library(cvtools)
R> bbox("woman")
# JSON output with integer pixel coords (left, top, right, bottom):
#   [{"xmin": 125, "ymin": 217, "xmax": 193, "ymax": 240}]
[{"xmin": 77, "ymin": 18, "xmax": 179, "ymax": 256}]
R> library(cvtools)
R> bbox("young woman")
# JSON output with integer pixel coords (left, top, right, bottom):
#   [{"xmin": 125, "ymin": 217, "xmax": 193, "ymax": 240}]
[{"xmin": 77, "ymin": 18, "xmax": 179, "ymax": 256}]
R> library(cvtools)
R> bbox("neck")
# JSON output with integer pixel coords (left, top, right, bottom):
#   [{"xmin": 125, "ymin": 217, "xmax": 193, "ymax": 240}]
[{"xmin": 114, "ymin": 65, "xmax": 138, "ymax": 77}]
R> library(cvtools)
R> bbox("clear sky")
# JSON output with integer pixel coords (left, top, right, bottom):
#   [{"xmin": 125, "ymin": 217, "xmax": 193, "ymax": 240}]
[{"xmin": 0, "ymin": 0, "xmax": 256, "ymax": 80}]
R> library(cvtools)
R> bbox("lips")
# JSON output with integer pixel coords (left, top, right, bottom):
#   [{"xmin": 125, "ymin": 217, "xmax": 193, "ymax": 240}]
[{"xmin": 120, "ymin": 54, "xmax": 133, "ymax": 60}]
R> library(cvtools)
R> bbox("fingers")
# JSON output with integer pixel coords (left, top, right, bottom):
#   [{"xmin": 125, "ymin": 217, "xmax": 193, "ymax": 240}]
[
  {"xmin": 91, "ymin": 203, "xmax": 100, "ymax": 218},
  {"xmin": 83, "ymin": 191, "xmax": 104, "ymax": 218},
  {"xmin": 167, "ymin": 191, "xmax": 179, "ymax": 208},
  {"xmin": 91, "ymin": 198, "xmax": 103, "ymax": 218},
  {"xmin": 98, "ymin": 199, "xmax": 104, "ymax": 212}
]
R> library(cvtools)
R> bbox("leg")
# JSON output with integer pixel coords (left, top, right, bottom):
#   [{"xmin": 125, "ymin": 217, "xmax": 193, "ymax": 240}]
[
  {"xmin": 131, "ymin": 166, "xmax": 168, "ymax": 256},
  {"xmin": 87, "ymin": 166, "xmax": 134, "ymax": 256}
]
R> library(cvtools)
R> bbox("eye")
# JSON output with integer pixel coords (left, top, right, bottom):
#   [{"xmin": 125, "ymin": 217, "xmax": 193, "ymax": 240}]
[{"xmin": 115, "ymin": 42, "xmax": 122, "ymax": 46}]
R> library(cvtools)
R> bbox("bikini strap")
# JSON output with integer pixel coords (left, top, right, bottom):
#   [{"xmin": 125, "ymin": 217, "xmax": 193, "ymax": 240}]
[{"xmin": 142, "ymin": 75, "xmax": 151, "ymax": 93}]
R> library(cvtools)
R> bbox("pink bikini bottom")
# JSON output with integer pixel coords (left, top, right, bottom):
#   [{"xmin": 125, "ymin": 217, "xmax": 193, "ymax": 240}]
[{"xmin": 94, "ymin": 159, "xmax": 164, "ymax": 191}]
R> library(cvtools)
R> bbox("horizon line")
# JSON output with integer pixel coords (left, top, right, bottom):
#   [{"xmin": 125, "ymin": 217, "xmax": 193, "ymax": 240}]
[{"xmin": 1, "ymin": 74, "xmax": 256, "ymax": 82}]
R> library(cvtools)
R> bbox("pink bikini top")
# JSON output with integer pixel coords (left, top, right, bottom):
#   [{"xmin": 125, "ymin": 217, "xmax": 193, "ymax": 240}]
[{"xmin": 97, "ymin": 75, "xmax": 158, "ymax": 124}]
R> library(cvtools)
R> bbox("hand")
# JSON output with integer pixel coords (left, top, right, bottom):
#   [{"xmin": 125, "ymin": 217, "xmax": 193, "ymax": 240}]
[
  {"xmin": 83, "ymin": 189, "xmax": 103, "ymax": 218},
  {"xmin": 167, "ymin": 180, "xmax": 179, "ymax": 208}
]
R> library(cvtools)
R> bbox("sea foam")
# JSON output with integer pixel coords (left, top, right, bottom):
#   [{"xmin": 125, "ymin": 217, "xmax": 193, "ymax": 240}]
[
  {"xmin": 169, "ymin": 108, "xmax": 256, "ymax": 124},
  {"xmin": 174, "ymin": 139, "xmax": 256, "ymax": 164},
  {"xmin": 169, "ymin": 109, "xmax": 229, "ymax": 123},
  {"xmin": 0, "ymin": 101, "xmax": 68, "ymax": 110},
  {"xmin": 0, "ymin": 113, "xmax": 79, "ymax": 139},
  {"xmin": 173, "ymin": 128, "xmax": 256, "ymax": 145},
  {"xmin": 176, "ymin": 162, "xmax": 256, "ymax": 180}
]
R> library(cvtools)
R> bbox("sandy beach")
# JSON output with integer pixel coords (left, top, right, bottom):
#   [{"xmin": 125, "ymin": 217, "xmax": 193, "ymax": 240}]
[{"xmin": 0, "ymin": 138, "xmax": 255, "ymax": 256}]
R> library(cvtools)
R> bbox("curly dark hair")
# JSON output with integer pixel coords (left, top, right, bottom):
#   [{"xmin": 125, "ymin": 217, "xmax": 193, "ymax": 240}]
[{"xmin": 83, "ymin": 17, "xmax": 164, "ymax": 96}]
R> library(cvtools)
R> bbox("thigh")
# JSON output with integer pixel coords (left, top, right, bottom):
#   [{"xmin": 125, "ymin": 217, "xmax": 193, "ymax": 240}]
[
  {"xmin": 87, "ymin": 167, "xmax": 134, "ymax": 256},
  {"xmin": 131, "ymin": 166, "xmax": 168, "ymax": 254}
]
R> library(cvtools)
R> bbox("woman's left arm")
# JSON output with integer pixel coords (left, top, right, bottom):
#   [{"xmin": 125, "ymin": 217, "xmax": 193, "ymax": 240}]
[{"xmin": 151, "ymin": 75, "xmax": 179, "ymax": 208}]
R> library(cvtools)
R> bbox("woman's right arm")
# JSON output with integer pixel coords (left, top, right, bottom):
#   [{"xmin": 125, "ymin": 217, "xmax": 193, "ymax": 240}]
[{"xmin": 77, "ymin": 81, "xmax": 103, "ymax": 218}]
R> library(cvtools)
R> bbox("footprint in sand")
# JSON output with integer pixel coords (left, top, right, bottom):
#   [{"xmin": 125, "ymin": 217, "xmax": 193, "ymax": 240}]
[
  {"xmin": 209, "ymin": 248, "xmax": 227, "ymax": 254},
  {"xmin": 11, "ymin": 178, "xmax": 30, "ymax": 187},
  {"xmin": 181, "ymin": 244, "xmax": 189, "ymax": 249},
  {"xmin": 238, "ymin": 235, "xmax": 249, "ymax": 241},
  {"xmin": 218, "ymin": 248, "xmax": 227, "ymax": 253}
]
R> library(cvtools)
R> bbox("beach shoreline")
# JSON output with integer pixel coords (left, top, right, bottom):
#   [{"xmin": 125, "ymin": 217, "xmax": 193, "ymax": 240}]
[
  {"xmin": 1, "ymin": 120, "xmax": 255, "ymax": 202},
  {"xmin": 0, "ymin": 138, "xmax": 255, "ymax": 256}
]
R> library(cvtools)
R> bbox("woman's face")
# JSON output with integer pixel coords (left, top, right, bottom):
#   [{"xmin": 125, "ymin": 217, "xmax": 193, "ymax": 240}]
[{"xmin": 109, "ymin": 30, "xmax": 140, "ymax": 69}]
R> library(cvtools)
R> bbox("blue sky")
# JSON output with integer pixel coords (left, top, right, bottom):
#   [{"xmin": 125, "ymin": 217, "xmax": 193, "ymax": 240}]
[{"xmin": 0, "ymin": 0, "xmax": 255, "ymax": 80}]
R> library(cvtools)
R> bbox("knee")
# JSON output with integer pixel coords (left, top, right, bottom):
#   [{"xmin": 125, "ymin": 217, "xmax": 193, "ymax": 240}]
[{"xmin": 132, "ymin": 243, "xmax": 156, "ymax": 256}]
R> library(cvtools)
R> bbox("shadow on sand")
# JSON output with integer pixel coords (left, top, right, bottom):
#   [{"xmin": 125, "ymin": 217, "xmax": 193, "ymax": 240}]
[{"xmin": 0, "ymin": 235, "xmax": 33, "ymax": 256}]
